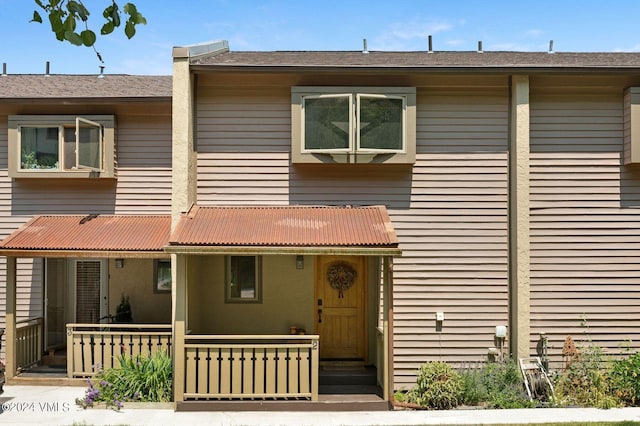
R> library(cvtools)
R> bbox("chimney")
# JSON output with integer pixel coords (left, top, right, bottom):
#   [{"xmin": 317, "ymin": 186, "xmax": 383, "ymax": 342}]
[
  {"xmin": 2, "ymin": 63, "xmax": 6, "ymax": 76},
  {"xmin": 45, "ymin": 61, "xmax": 50, "ymax": 76},
  {"xmin": 428, "ymin": 35, "xmax": 433, "ymax": 53},
  {"xmin": 98, "ymin": 66, "xmax": 105, "ymax": 78},
  {"xmin": 478, "ymin": 41, "xmax": 483, "ymax": 53},
  {"xmin": 362, "ymin": 38, "xmax": 369, "ymax": 54},
  {"xmin": 548, "ymin": 40, "xmax": 555, "ymax": 54}
]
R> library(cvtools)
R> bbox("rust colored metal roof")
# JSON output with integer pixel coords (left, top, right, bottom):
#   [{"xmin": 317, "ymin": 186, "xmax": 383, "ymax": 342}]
[
  {"xmin": 0, "ymin": 214, "xmax": 171, "ymax": 256},
  {"xmin": 169, "ymin": 205, "xmax": 399, "ymax": 249}
]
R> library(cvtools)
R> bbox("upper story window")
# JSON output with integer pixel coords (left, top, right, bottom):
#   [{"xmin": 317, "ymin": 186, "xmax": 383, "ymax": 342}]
[
  {"xmin": 291, "ymin": 87, "xmax": 416, "ymax": 164},
  {"xmin": 8, "ymin": 115, "xmax": 116, "ymax": 178}
]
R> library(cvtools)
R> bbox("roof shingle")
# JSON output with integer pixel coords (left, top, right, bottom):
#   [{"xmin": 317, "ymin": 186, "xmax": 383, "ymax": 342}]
[{"xmin": 0, "ymin": 75, "xmax": 172, "ymax": 99}]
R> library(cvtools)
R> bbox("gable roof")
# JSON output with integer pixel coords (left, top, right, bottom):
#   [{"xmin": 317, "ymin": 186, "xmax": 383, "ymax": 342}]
[
  {"xmin": 0, "ymin": 75, "xmax": 172, "ymax": 99},
  {"xmin": 167, "ymin": 205, "xmax": 400, "ymax": 255},
  {"xmin": 191, "ymin": 50, "xmax": 640, "ymax": 73}
]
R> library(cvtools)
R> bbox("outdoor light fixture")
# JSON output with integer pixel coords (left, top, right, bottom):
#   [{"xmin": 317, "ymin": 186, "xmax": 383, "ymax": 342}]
[
  {"xmin": 296, "ymin": 255, "xmax": 304, "ymax": 269},
  {"xmin": 115, "ymin": 259, "xmax": 124, "ymax": 268}
]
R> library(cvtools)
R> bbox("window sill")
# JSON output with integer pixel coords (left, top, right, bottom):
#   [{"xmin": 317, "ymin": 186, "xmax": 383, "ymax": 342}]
[{"xmin": 10, "ymin": 170, "xmax": 115, "ymax": 179}]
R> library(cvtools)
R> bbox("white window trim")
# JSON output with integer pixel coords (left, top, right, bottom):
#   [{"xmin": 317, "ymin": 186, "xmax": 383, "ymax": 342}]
[
  {"xmin": 292, "ymin": 86, "xmax": 416, "ymax": 164},
  {"xmin": 8, "ymin": 114, "xmax": 116, "ymax": 178}
]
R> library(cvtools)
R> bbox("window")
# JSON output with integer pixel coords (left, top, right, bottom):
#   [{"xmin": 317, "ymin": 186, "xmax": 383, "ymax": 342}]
[
  {"xmin": 154, "ymin": 259, "xmax": 172, "ymax": 293},
  {"xmin": 8, "ymin": 115, "xmax": 116, "ymax": 178},
  {"xmin": 225, "ymin": 255, "xmax": 261, "ymax": 303},
  {"xmin": 292, "ymin": 87, "xmax": 416, "ymax": 164}
]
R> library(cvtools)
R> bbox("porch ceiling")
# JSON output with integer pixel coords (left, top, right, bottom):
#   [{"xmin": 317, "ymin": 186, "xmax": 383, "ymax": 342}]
[
  {"xmin": 0, "ymin": 214, "xmax": 171, "ymax": 258},
  {"xmin": 166, "ymin": 205, "xmax": 401, "ymax": 255}
]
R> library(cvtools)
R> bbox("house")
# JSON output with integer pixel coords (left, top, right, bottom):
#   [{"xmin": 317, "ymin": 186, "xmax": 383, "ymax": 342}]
[{"xmin": 2, "ymin": 40, "xmax": 640, "ymax": 409}]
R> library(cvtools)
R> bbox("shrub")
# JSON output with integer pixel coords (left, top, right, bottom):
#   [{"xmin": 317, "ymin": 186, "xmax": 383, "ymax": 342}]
[
  {"xmin": 407, "ymin": 361, "xmax": 464, "ymax": 409},
  {"xmin": 76, "ymin": 350, "xmax": 172, "ymax": 410},
  {"xmin": 553, "ymin": 341, "xmax": 618, "ymax": 408},
  {"xmin": 459, "ymin": 358, "xmax": 534, "ymax": 409},
  {"xmin": 610, "ymin": 350, "xmax": 640, "ymax": 406},
  {"xmin": 483, "ymin": 358, "xmax": 534, "ymax": 408}
]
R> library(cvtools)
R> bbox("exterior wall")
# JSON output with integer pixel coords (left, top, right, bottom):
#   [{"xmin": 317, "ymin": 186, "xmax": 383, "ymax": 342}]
[
  {"xmin": 529, "ymin": 78, "xmax": 640, "ymax": 369},
  {"xmin": 108, "ymin": 258, "xmax": 171, "ymax": 324},
  {"xmin": 194, "ymin": 73, "xmax": 510, "ymax": 389},
  {"xmin": 0, "ymin": 101, "xmax": 172, "ymax": 355},
  {"xmin": 186, "ymin": 254, "xmax": 314, "ymax": 335}
]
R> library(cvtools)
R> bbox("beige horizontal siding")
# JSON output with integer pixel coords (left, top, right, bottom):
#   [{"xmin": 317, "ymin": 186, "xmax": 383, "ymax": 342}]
[
  {"xmin": 530, "ymin": 89, "xmax": 640, "ymax": 370},
  {"xmin": 195, "ymin": 83, "xmax": 510, "ymax": 390},
  {"xmin": 386, "ymin": 88, "xmax": 510, "ymax": 389}
]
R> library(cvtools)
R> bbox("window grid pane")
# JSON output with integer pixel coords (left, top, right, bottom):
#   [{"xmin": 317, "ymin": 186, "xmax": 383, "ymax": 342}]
[
  {"xmin": 358, "ymin": 96, "xmax": 404, "ymax": 151},
  {"xmin": 20, "ymin": 127, "xmax": 60, "ymax": 170},
  {"xmin": 304, "ymin": 95, "xmax": 351, "ymax": 150},
  {"xmin": 230, "ymin": 256, "xmax": 257, "ymax": 300}
]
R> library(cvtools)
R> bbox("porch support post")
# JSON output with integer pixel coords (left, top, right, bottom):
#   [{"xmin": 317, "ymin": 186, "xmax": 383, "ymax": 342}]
[
  {"xmin": 5, "ymin": 256, "xmax": 17, "ymax": 379},
  {"xmin": 508, "ymin": 75, "xmax": 531, "ymax": 360},
  {"xmin": 172, "ymin": 253, "xmax": 187, "ymax": 404},
  {"xmin": 383, "ymin": 255, "xmax": 395, "ymax": 403}
]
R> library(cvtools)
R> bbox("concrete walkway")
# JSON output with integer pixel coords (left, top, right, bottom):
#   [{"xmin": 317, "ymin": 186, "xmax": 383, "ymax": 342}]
[{"xmin": 1, "ymin": 385, "xmax": 640, "ymax": 425}]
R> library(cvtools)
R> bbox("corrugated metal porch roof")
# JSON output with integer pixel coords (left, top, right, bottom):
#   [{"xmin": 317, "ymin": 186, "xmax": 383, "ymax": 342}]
[
  {"xmin": 0, "ymin": 214, "xmax": 171, "ymax": 258},
  {"xmin": 167, "ymin": 205, "xmax": 400, "ymax": 255}
]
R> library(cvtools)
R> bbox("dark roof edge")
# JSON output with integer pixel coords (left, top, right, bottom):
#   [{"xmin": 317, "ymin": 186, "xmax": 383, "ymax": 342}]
[
  {"xmin": 190, "ymin": 64, "xmax": 640, "ymax": 74},
  {"xmin": 0, "ymin": 96, "xmax": 172, "ymax": 103}
]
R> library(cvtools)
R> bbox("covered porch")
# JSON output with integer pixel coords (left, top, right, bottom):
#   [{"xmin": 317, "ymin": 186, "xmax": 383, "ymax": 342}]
[
  {"xmin": 167, "ymin": 205, "xmax": 400, "ymax": 407},
  {"xmin": 0, "ymin": 214, "xmax": 173, "ymax": 382}
]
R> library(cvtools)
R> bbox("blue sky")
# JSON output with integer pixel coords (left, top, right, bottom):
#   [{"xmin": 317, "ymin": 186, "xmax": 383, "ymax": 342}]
[{"xmin": 1, "ymin": 0, "xmax": 640, "ymax": 75}]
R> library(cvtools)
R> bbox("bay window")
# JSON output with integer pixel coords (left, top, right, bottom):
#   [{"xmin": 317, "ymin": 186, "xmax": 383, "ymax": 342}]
[{"xmin": 292, "ymin": 87, "xmax": 416, "ymax": 164}]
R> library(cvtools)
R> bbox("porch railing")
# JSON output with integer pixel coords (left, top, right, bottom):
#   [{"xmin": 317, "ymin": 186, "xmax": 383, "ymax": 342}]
[
  {"xmin": 183, "ymin": 335, "xmax": 319, "ymax": 401},
  {"xmin": 66, "ymin": 323, "xmax": 172, "ymax": 377},
  {"xmin": 16, "ymin": 317, "xmax": 43, "ymax": 370}
]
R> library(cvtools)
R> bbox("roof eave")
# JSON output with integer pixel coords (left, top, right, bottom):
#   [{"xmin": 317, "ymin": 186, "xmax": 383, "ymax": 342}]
[
  {"xmin": 189, "ymin": 64, "xmax": 640, "ymax": 75},
  {"xmin": 0, "ymin": 96, "xmax": 172, "ymax": 103},
  {"xmin": 0, "ymin": 249, "xmax": 169, "ymax": 259},
  {"xmin": 164, "ymin": 245, "xmax": 402, "ymax": 256}
]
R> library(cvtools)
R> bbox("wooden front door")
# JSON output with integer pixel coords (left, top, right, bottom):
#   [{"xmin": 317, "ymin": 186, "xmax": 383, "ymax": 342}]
[{"xmin": 315, "ymin": 255, "xmax": 366, "ymax": 360}]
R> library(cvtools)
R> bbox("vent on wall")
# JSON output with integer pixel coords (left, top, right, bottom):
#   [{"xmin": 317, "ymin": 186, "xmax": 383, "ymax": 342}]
[{"xmin": 624, "ymin": 87, "xmax": 640, "ymax": 164}]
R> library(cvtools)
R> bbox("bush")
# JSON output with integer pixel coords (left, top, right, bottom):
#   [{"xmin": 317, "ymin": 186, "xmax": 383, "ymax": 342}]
[
  {"xmin": 553, "ymin": 342, "xmax": 618, "ymax": 408},
  {"xmin": 485, "ymin": 358, "xmax": 535, "ymax": 408},
  {"xmin": 610, "ymin": 350, "xmax": 640, "ymax": 406},
  {"xmin": 407, "ymin": 361, "xmax": 464, "ymax": 409},
  {"xmin": 76, "ymin": 350, "xmax": 172, "ymax": 410}
]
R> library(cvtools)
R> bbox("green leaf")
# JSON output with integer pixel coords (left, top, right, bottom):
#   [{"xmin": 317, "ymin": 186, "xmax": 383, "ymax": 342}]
[
  {"xmin": 63, "ymin": 15, "xmax": 76, "ymax": 32},
  {"xmin": 34, "ymin": 0, "xmax": 46, "ymax": 9},
  {"xmin": 81, "ymin": 29, "xmax": 96, "ymax": 47},
  {"xmin": 103, "ymin": 4, "xmax": 114, "ymax": 19},
  {"xmin": 124, "ymin": 21, "xmax": 135, "ymax": 39},
  {"xmin": 111, "ymin": 4, "xmax": 121, "ymax": 27},
  {"xmin": 30, "ymin": 11, "xmax": 43, "ymax": 23},
  {"xmin": 101, "ymin": 21, "xmax": 115, "ymax": 35},
  {"xmin": 48, "ymin": 10, "xmax": 63, "ymax": 32},
  {"xmin": 123, "ymin": 3, "xmax": 138, "ymax": 16},
  {"xmin": 64, "ymin": 30, "xmax": 83, "ymax": 46}
]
